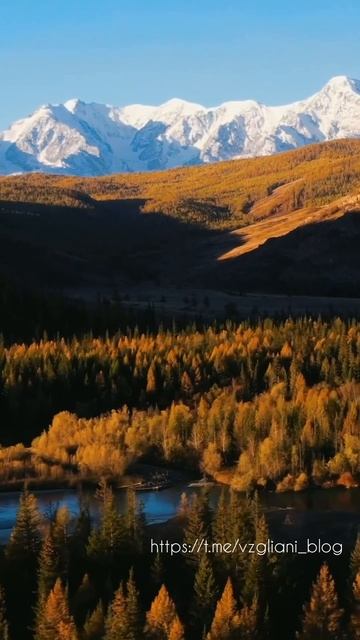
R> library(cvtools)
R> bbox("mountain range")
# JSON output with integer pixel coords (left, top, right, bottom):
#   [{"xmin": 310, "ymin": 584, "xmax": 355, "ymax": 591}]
[{"xmin": 1, "ymin": 75, "xmax": 360, "ymax": 176}]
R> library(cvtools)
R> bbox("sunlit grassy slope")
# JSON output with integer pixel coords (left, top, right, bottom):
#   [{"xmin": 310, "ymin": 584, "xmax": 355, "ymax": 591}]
[{"xmin": 1, "ymin": 139, "xmax": 360, "ymax": 230}]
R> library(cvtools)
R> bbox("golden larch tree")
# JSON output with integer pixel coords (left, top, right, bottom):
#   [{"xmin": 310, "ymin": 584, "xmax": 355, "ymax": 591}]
[
  {"xmin": 36, "ymin": 578, "xmax": 77, "ymax": 640},
  {"xmin": 207, "ymin": 577, "xmax": 239, "ymax": 640},
  {"xmin": 146, "ymin": 584, "xmax": 178, "ymax": 637},
  {"xmin": 168, "ymin": 615, "xmax": 185, "ymax": 640},
  {"xmin": 298, "ymin": 563, "xmax": 343, "ymax": 640}
]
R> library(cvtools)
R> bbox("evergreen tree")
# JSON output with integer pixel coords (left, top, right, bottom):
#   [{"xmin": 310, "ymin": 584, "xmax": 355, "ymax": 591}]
[
  {"xmin": 35, "ymin": 530, "xmax": 60, "ymax": 637},
  {"xmin": 102, "ymin": 568, "xmax": 142, "ymax": 639},
  {"xmin": 207, "ymin": 577, "xmax": 239, "ymax": 640},
  {"xmin": 125, "ymin": 490, "xmax": 146, "ymax": 553},
  {"xmin": 83, "ymin": 601, "xmax": 105, "ymax": 640},
  {"xmin": 87, "ymin": 480, "xmax": 126, "ymax": 574},
  {"xmin": 52, "ymin": 506, "xmax": 71, "ymax": 581},
  {"xmin": 71, "ymin": 506, "xmax": 92, "ymax": 558},
  {"xmin": 183, "ymin": 491, "xmax": 211, "ymax": 565},
  {"xmin": 0, "ymin": 586, "xmax": 10, "ymax": 640},
  {"xmin": 298, "ymin": 563, "xmax": 343, "ymax": 640},
  {"xmin": 212, "ymin": 490, "xmax": 229, "ymax": 544},
  {"xmin": 36, "ymin": 578, "xmax": 77, "ymax": 640},
  {"xmin": 37, "ymin": 531, "xmax": 59, "ymax": 604},
  {"xmin": 126, "ymin": 568, "xmax": 143, "ymax": 640},
  {"xmin": 5, "ymin": 488, "xmax": 42, "ymax": 638},
  {"xmin": 242, "ymin": 513, "xmax": 269, "ymax": 609},
  {"xmin": 192, "ymin": 554, "xmax": 217, "ymax": 633},
  {"xmin": 104, "ymin": 583, "xmax": 131, "ymax": 640},
  {"xmin": 5, "ymin": 489, "xmax": 41, "ymax": 566},
  {"xmin": 212, "ymin": 490, "xmax": 231, "ymax": 574},
  {"xmin": 146, "ymin": 584, "xmax": 177, "ymax": 638}
]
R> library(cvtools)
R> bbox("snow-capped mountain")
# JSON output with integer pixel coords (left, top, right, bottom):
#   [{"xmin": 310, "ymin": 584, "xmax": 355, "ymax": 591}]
[{"xmin": 1, "ymin": 75, "xmax": 360, "ymax": 176}]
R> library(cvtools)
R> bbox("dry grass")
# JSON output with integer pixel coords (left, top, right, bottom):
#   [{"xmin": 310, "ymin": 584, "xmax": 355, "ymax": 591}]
[{"xmin": 219, "ymin": 193, "xmax": 360, "ymax": 260}]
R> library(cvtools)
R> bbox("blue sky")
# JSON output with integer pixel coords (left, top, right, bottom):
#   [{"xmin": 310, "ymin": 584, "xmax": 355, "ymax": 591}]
[{"xmin": 0, "ymin": 0, "xmax": 360, "ymax": 129}]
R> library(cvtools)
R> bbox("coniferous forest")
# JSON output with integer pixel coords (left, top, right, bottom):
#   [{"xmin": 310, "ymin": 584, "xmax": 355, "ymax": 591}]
[
  {"xmin": 1, "ymin": 482, "xmax": 360, "ymax": 640},
  {"xmin": 0, "ymin": 313, "xmax": 360, "ymax": 638}
]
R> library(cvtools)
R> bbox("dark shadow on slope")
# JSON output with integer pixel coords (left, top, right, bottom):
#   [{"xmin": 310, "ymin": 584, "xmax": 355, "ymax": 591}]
[
  {"xmin": 208, "ymin": 210, "xmax": 360, "ymax": 297},
  {"xmin": 0, "ymin": 197, "xmax": 244, "ymax": 290}
]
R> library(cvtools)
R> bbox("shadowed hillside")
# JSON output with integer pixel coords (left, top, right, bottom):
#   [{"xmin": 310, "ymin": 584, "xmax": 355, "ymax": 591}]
[{"xmin": 1, "ymin": 139, "xmax": 360, "ymax": 302}]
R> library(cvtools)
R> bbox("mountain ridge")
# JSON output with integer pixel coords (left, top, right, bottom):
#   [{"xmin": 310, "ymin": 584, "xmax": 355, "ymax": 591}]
[{"xmin": 1, "ymin": 75, "xmax": 360, "ymax": 176}]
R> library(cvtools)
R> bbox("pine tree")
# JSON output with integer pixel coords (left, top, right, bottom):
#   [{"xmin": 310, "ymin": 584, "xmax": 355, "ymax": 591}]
[
  {"xmin": 207, "ymin": 577, "xmax": 239, "ymax": 640},
  {"xmin": 37, "ymin": 531, "xmax": 59, "ymax": 604},
  {"xmin": 298, "ymin": 563, "xmax": 343, "ymax": 640},
  {"xmin": 125, "ymin": 490, "xmax": 146, "ymax": 553},
  {"xmin": 70, "ymin": 505, "xmax": 92, "ymax": 564},
  {"xmin": 146, "ymin": 584, "xmax": 177, "ymax": 638},
  {"xmin": 183, "ymin": 492, "xmax": 211, "ymax": 565},
  {"xmin": 0, "ymin": 586, "xmax": 10, "ymax": 640},
  {"xmin": 104, "ymin": 583, "xmax": 131, "ymax": 640},
  {"xmin": 36, "ymin": 578, "xmax": 77, "ymax": 640},
  {"xmin": 87, "ymin": 480, "xmax": 125, "ymax": 573},
  {"xmin": 212, "ymin": 490, "xmax": 229, "ymax": 543},
  {"xmin": 242, "ymin": 513, "xmax": 269, "ymax": 608},
  {"xmin": 52, "ymin": 506, "xmax": 71, "ymax": 581},
  {"xmin": 350, "ymin": 572, "xmax": 360, "ymax": 640},
  {"xmin": 5, "ymin": 489, "xmax": 41, "ymax": 566},
  {"xmin": 83, "ymin": 601, "xmax": 105, "ymax": 640},
  {"xmin": 126, "ymin": 568, "xmax": 143, "ymax": 640},
  {"xmin": 192, "ymin": 554, "xmax": 217, "ymax": 633},
  {"xmin": 35, "ymin": 530, "xmax": 60, "ymax": 637}
]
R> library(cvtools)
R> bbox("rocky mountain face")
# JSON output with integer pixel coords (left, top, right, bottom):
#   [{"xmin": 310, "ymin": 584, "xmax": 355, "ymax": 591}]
[{"xmin": 1, "ymin": 76, "xmax": 360, "ymax": 176}]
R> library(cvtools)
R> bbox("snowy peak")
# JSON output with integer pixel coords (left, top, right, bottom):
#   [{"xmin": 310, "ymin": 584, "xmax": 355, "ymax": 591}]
[
  {"xmin": 1, "ymin": 76, "xmax": 360, "ymax": 176},
  {"xmin": 322, "ymin": 75, "xmax": 360, "ymax": 93}
]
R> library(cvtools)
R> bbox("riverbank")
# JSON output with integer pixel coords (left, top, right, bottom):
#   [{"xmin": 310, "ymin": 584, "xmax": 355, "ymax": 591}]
[
  {"xmin": 213, "ymin": 467, "xmax": 360, "ymax": 493},
  {"xmin": 0, "ymin": 463, "xmax": 193, "ymax": 493},
  {"xmin": 2, "ymin": 482, "xmax": 360, "ymax": 551}
]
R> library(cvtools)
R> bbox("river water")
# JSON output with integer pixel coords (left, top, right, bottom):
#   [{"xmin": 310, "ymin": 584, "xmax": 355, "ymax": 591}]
[{"xmin": 1, "ymin": 483, "xmax": 360, "ymax": 547}]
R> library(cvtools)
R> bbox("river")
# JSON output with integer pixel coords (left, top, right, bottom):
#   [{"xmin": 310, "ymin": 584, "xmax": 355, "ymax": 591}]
[{"xmin": 1, "ymin": 483, "xmax": 360, "ymax": 547}]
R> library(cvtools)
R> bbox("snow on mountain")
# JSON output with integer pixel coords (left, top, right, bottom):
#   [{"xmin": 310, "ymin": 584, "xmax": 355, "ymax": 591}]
[{"xmin": 1, "ymin": 76, "xmax": 360, "ymax": 176}]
